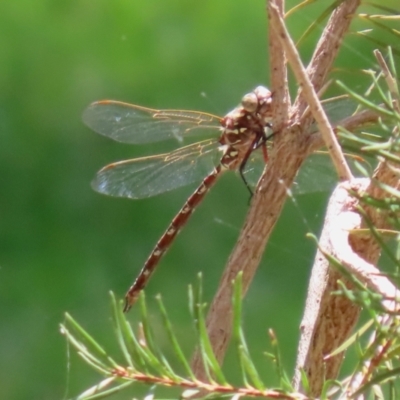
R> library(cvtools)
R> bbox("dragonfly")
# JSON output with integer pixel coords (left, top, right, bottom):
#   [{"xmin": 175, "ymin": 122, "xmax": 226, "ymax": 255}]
[{"xmin": 83, "ymin": 86, "xmax": 274, "ymax": 312}]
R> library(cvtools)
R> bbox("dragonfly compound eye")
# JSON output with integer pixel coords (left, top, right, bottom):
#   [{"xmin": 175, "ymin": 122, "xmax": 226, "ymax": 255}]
[{"xmin": 241, "ymin": 92, "xmax": 258, "ymax": 113}]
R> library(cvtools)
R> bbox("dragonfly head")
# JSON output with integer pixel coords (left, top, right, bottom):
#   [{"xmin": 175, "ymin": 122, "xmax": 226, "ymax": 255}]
[
  {"xmin": 253, "ymin": 86, "xmax": 273, "ymax": 124},
  {"xmin": 241, "ymin": 92, "xmax": 258, "ymax": 113}
]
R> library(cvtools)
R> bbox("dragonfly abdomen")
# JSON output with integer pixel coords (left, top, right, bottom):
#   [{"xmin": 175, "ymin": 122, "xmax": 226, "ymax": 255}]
[{"xmin": 123, "ymin": 164, "xmax": 223, "ymax": 311}]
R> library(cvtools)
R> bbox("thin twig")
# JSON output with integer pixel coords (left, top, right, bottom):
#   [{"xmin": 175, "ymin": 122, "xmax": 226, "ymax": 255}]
[
  {"xmin": 293, "ymin": 0, "xmax": 362, "ymax": 118},
  {"xmin": 269, "ymin": 2, "xmax": 353, "ymax": 182},
  {"xmin": 268, "ymin": 0, "xmax": 290, "ymax": 131},
  {"xmin": 114, "ymin": 367, "xmax": 310, "ymax": 399},
  {"xmin": 374, "ymin": 49, "xmax": 399, "ymax": 102}
]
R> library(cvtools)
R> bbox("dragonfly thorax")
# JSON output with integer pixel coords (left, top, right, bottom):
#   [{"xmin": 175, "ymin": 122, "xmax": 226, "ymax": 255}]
[
  {"xmin": 217, "ymin": 86, "xmax": 274, "ymax": 172},
  {"xmin": 219, "ymin": 141, "xmax": 256, "ymax": 171}
]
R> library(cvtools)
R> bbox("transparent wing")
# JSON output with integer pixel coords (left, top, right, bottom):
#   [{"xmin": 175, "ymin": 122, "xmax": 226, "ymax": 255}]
[
  {"xmin": 309, "ymin": 96, "xmax": 359, "ymax": 131},
  {"xmin": 242, "ymin": 148, "xmax": 269, "ymax": 188},
  {"xmin": 243, "ymin": 150, "xmax": 365, "ymax": 195},
  {"xmin": 92, "ymin": 139, "xmax": 221, "ymax": 199},
  {"xmin": 293, "ymin": 152, "xmax": 365, "ymax": 194},
  {"xmin": 83, "ymin": 100, "xmax": 222, "ymax": 144},
  {"xmin": 295, "ymin": 96, "xmax": 364, "ymax": 193},
  {"xmin": 243, "ymin": 97, "xmax": 364, "ymax": 193}
]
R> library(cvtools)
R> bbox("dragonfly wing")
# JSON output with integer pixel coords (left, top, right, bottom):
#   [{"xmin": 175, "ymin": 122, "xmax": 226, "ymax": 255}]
[
  {"xmin": 83, "ymin": 100, "xmax": 222, "ymax": 144},
  {"xmin": 292, "ymin": 153, "xmax": 338, "ymax": 194},
  {"xmin": 294, "ymin": 152, "xmax": 367, "ymax": 195},
  {"xmin": 242, "ymin": 149, "xmax": 267, "ymax": 188},
  {"xmin": 323, "ymin": 97, "xmax": 359, "ymax": 124},
  {"xmin": 295, "ymin": 97, "xmax": 364, "ymax": 193},
  {"xmin": 308, "ymin": 97, "xmax": 359, "ymax": 132},
  {"xmin": 92, "ymin": 139, "xmax": 221, "ymax": 199},
  {"xmin": 243, "ymin": 150, "xmax": 365, "ymax": 195}
]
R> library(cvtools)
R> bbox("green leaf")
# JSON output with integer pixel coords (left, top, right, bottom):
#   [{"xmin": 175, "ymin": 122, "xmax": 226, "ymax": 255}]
[
  {"xmin": 76, "ymin": 379, "xmax": 134, "ymax": 400},
  {"xmin": 192, "ymin": 273, "xmax": 227, "ymax": 386},
  {"xmin": 156, "ymin": 294, "xmax": 196, "ymax": 380},
  {"xmin": 232, "ymin": 272, "xmax": 265, "ymax": 391}
]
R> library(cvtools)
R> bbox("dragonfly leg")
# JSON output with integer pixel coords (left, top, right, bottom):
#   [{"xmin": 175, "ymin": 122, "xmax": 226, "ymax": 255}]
[
  {"xmin": 239, "ymin": 137, "xmax": 262, "ymax": 198},
  {"xmin": 240, "ymin": 130, "xmax": 275, "ymax": 199},
  {"xmin": 253, "ymin": 130, "xmax": 274, "ymax": 163},
  {"xmin": 239, "ymin": 167, "xmax": 254, "ymax": 198}
]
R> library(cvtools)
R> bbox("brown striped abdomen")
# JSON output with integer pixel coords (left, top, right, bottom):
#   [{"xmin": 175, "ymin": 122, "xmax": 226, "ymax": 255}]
[{"xmin": 123, "ymin": 165, "xmax": 222, "ymax": 311}]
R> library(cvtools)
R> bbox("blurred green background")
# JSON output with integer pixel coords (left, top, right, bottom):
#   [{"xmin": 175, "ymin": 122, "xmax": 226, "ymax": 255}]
[{"xmin": 0, "ymin": 1, "xmax": 397, "ymax": 399}]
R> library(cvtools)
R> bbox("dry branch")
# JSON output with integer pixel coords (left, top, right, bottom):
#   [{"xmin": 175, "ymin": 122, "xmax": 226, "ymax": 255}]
[{"xmin": 192, "ymin": 0, "xmax": 362, "ymax": 385}]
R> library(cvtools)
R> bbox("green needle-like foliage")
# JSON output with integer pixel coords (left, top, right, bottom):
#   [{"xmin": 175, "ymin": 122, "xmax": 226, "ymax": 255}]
[
  {"xmin": 61, "ymin": 275, "xmax": 314, "ymax": 399},
  {"xmin": 189, "ymin": 274, "xmax": 228, "ymax": 386}
]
